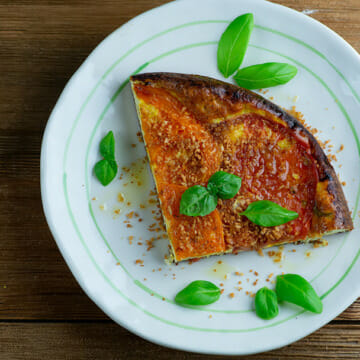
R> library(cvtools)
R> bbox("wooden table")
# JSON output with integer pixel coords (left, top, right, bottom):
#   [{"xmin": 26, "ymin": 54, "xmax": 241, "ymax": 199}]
[{"xmin": 1, "ymin": 0, "xmax": 359, "ymax": 358}]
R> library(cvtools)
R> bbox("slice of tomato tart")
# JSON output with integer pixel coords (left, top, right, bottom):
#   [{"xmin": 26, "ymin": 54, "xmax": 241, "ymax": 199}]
[{"xmin": 130, "ymin": 72, "xmax": 353, "ymax": 262}]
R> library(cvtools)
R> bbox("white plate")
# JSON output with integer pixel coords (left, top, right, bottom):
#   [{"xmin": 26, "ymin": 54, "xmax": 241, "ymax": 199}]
[{"xmin": 41, "ymin": 0, "xmax": 360, "ymax": 355}]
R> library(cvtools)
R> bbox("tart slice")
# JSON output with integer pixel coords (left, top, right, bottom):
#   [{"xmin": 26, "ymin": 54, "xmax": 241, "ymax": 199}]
[{"xmin": 130, "ymin": 73, "xmax": 353, "ymax": 262}]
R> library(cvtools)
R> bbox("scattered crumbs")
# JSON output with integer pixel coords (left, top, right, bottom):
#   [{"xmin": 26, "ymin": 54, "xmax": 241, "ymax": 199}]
[
  {"xmin": 131, "ymin": 143, "xmax": 136, "ymax": 148},
  {"xmin": 213, "ymin": 269, "xmax": 217, "ymax": 272},
  {"xmin": 144, "ymin": 278, "xmax": 147, "ymax": 281},
  {"xmin": 99, "ymin": 204, "xmax": 105, "ymax": 211},
  {"xmin": 140, "ymin": 204, "xmax": 146, "ymax": 209},
  {"xmin": 181, "ymin": 267, "xmax": 185, "ymax": 270},
  {"xmin": 337, "ymin": 144, "xmax": 344, "ymax": 153},
  {"xmin": 253, "ymin": 279, "xmax": 258, "ymax": 286},
  {"xmin": 268, "ymin": 273, "xmax": 274, "ymax": 279},
  {"xmin": 269, "ymin": 96, "xmax": 274, "ymax": 100},
  {"xmin": 281, "ymin": 272, "xmax": 285, "ymax": 275},
  {"xmin": 246, "ymin": 278, "xmax": 249, "ymax": 283},
  {"xmin": 116, "ymin": 262, "xmax": 120, "ymax": 266},
  {"xmin": 151, "ymin": 293, "xmax": 154, "ymax": 296},
  {"xmin": 92, "ymin": 197, "xmax": 96, "ymax": 201},
  {"xmin": 152, "ymin": 269, "xmax": 155, "ymax": 272},
  {"xmin": 126, "ymin": 201, "xmax": 131, "ymax": 206},
  {"xmin": 126, "ymin": 224, "xmax": 133, "ymax": 228},
  {"xmin": 292, "ymin": 95, "xmax": 299, "ymax": 103},
  {"xmin": 239, "ymin": 272, "xmax": 244, "ymax": 276},
  {"xmin": 254, "ymin": 271, "xmax": 259, "ymax": 276},
  {"xmin": 162, "ymin": 297, "xmax": 165, "ymax": 301},
  {"xmin": 341, "ymin": 181, "xmax": 346, "ymax": 186},
  {"xmin": 257, "ymin": 248, "xmax": 264, "ymax": 257},
  {"xmin": 135, "ymin": 259, "xmax": 144, "ymax": 265},
  {"xmin": 238, "ymin": 281, "xmax": 242, "ymax": 285},
  {"xmin": 235, "ymin": 271, "xmax": 241, "ymax": 276},
  {"xmin": 229, "ymin": 293, "xmax": 235, "ymax": 299},
  {"xmin": 224, "ymin": 274, "xmax": 228, "ymax": 280},
  {"xmin": 126, "ymin": 211, "xmax": 134, "ymax": 219},
  {"xmin": 271, "ymin": 280, "xmax": 275, "ymax": 284},
  {"xmin": 217, "ymin": 260, "xmax": 222, "ymax": 264},
  {"xmin": 250, "ymin": 293, "xmax": 255, "ymax": 298},
  {"xmin": 209, "ymin": 315, "xmax": 213, "ymax": 319},
  {"xmin": 313, "ymin": 239, "xmax": 328, "ymax": 249},
  {"xmin": 266, "ymin": 279, "xmax": 270, "ymax": 282},
  {"xmin": 114, "ymin": 209, "xmax": 120, "ymax": 215},
  {"xmin": 158, "ymin": 268, "xmax": 162, "ymax": 271},
  {"xmin": 137, "ymin": 242, "xmax": 143, "ymax": 246},
  {"xmin": 106, "ymin": 250, "xmax": 110, "ymax": 254},
  {"xmin": 220, "ymin": 289, "xmax": 224, "ymax": 294},
  {"xmin": 138, "ymin": 218, "xmax": 143, "ymax": 222},
  {"xmin": 236, "ymin": 287, "xmax": 243, "ymax": 291},
  {"xmin": 249, "ymin": 269, "xmax": 253, "ymax": 273},
  {"xmin": 246, "ymin": 291, "xmax": 249, "ymax": 295},
  {"xmin": 117, "ymin": 193, "xmax": 124, "ymax": 202},
  {"xmin": 339, "ymin": 164, "xmax": 342, "ymax": 168},
  {"xmin": 305, "ymin": 251, "xmax": 312, "ymax": 258}
]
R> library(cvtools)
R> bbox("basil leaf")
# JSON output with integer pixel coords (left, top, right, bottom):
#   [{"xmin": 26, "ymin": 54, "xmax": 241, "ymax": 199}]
[
  {"xmin": 175, "ymin": 280, "xmax": 221, "ymax": 306},
  {"xmin": 255, "ymin": 287, "xmax": 279, "ymax": 320},
  {"xmin": 180, "ymin": 185, "xmax": 217, "ymax": 217},
  {"xmin": 94, "ymin": 159, "xmax": 117, "ymax": 186},
  {"xmin": 276, "ymin": 274, "xmax": 323, "ymax": 314},
  {"xmin": 240, "ymin": 200, "xmax": 298, "ymax": 227},
  {"xmin": 234, "ymin": 62, "xmax": 298, "ymax": 90},
  {"xmin": 100, "ymin": 131, "xmax": 115, "ymax": 160},
  {"xmin": 217, "ymin": 13, "xmax": 254, "ymax": 78},
  {"xmin": 207, "ymin": 171, "xmax": 242, "ymax": 199}
]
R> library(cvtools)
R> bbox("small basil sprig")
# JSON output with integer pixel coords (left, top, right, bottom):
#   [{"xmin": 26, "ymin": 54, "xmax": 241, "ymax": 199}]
[
  {"xmin": 180, "ymin": 186, "xmax": 217, "ymax": 217},
  {"xmin": 175, "ymin": 280, "xmax": 221, "ymax": 306},
  {"xmin": 180, "ymin": 171, "xmax": 242, "ymax": 217},
  {"xmin": 240, "ymin": 200, "xmax": 298, "ymax": 227},
  {"xmin": 255, "ymin": 287, "xmax": 279, "ymax": 320},
  {"xmin": 217, "ymin": 13, "xmax": 254, "ymax": 78},
  {"xmin": 94, "ymin": 131, "xmax": 117, "ymax": 186},
  {"xmin": 207, "ymin": 171, "xmax": 242, "ymax": 199},
  {"xmin": 276, "ymin": 274, "xmax": 323, "ymax": 314},
  {"xmin": 217, "ymin": 13, "xmax": 298, "ymax": 89},
  {"xmin": 234, "ymin": 62, "xmax": 298, "ymax": 90}
]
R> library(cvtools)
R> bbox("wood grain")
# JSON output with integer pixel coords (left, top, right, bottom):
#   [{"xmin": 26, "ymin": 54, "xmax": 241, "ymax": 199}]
[
  {"xmin": 2, "ymin": 322, "xmax": 360, "ymax": 360},
  {"xmin": 0, "ymin": 0, "xmax": 359, "ymax": 358}
]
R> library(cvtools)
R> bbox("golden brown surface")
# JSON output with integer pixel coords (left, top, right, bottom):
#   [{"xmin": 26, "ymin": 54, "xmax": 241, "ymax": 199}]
[
  {"xmin": 1, "ymin": 0, "xmax": 359, "ymax": 358},
  {"xmin": 131, "ymin": 73, "xmax": 352, "ymax": 259}
]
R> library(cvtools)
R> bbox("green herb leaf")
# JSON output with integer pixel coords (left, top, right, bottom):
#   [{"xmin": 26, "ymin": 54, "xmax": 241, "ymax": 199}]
[
  {"xmin": 234, "ymin": 62, "xmax": 298, "ymax": 90},
  {"xmin": 175, "ymin": 280, "xmax": 221, "ymax": 306},
  {"xmin": 94, "ymin": 131, "xmax": 117, "ymax": 186},
  {"xmin": 240, "ymin": 200, "xmax": 298, "ymax": 227},
  {"xmin": 217, "ymin": 13, "xmax": 254, "ymax": 78},
  {"xmin": 94, "ymin": 159, "xmax": 117, "ymax": 186},
  {"xmin": 99, "ymin": 131, "xmax": 115, "ymax": 160},
  {"xmin": 255, "ymin": 287, "xmax": 279, "ymax": 320},
  {"xmin": 276, "ymin": 274, "xmax": 323, "ymax": 313},
  {"xmin": 207, "ymin": 171, "xmax": 242, "ymax": 199},
  {"xmin": 180, "ymin": 186, "xmax": 217, "ymax": 217}
]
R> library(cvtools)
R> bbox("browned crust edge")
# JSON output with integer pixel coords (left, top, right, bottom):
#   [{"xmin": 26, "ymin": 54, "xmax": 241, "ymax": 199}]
[{"xmin": 130, "ymin": 72, "xmax": 354, "ymax": 232}]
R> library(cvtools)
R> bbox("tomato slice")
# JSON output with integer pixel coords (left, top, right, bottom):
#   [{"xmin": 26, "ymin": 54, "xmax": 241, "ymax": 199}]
[
  {"xmin": 134, "ymin": 84, "xmax": 221, "ymax": 187},
  {"xmin": 158, "ymin": 184, "xmax": 225, "ymax": 261}
]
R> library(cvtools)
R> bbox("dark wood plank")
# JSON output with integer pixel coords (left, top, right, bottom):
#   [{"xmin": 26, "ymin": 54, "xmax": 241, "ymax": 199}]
[{"xmin": 1, "ymin": 322, "xmax": 360, "ymax": 360}]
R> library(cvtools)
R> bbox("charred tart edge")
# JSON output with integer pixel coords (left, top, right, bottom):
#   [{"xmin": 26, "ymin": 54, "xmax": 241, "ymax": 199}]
[{"xmin": 130, "ymin": 72, "xmax": 353, "ymax": 237}]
